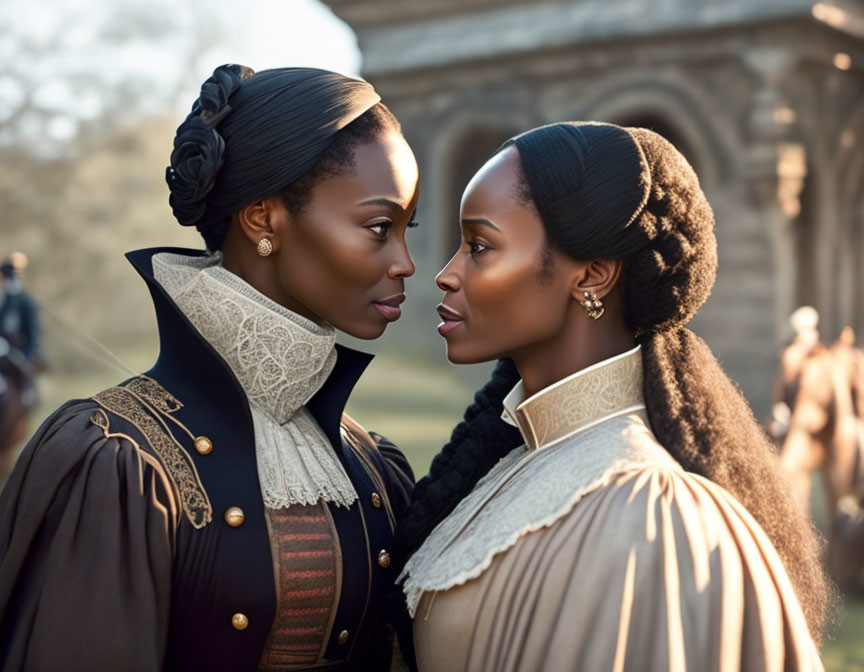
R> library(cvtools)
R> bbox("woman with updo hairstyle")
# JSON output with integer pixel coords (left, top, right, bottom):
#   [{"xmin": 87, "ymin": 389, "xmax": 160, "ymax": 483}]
[
  {"xmin": 0, "ymin": 63, "xmax": 515, "ymax": 672},
  {"xmin": 397, "ymin": 122, "xmax": 831, "ymax": 671}
]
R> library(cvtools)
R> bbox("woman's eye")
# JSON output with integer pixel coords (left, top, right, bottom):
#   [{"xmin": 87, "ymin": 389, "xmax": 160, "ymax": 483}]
[
  {"xmin": 366, "ymin": 220, "xmax": 392, "ymax": 238},
  {"xmin": 467, "ymin": 241, "xmax": 489, "ymax": 256}
]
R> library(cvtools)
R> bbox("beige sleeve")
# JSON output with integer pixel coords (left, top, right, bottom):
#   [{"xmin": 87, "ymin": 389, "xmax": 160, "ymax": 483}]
[{"xmin": 459, "ymin": 467, "xmax": 823, "ymax": 672}]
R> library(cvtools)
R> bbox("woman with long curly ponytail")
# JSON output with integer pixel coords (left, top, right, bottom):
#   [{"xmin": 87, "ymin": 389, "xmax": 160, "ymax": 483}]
[{"xmin": 397, "ymin": 122, "xmax": 831, "ymax": 671}]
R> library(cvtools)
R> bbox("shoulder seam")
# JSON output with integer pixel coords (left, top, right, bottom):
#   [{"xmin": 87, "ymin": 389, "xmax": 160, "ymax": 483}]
[{"xmin": 92, "ymin": 384, "xmax": 212, "ymax": 529}]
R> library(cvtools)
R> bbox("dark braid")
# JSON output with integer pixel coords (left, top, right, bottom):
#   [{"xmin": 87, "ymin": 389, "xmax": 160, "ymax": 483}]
[
  {"xmin": 393, "ymin": 358, "xmax": 522, "ymax": 672},
  {"xmin": 396, "ymin": 359, "xmax": 523, "ymax": 561}
]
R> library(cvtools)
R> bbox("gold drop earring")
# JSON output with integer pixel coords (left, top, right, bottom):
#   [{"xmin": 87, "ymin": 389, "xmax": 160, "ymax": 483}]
[
  {"xmin": 581, "ymin": 291, "xmax": 604, "ymax": 320},
  {"xmin": 257, "ymin": 238, "xmax": 273, "ymax": 257}
]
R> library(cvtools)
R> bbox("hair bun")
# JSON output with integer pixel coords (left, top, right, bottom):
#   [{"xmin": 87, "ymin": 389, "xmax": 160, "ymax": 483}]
[
  {"xmin": 165, "ymin": 64, "xmax": 254, "ymax": 229},
  {"xmin": 166, "ymin": 125, "xmax": 226, "ymax": 228},
  {"xmin": 197, "ymin": 64, "xmax": 255, "ymax": 125}
]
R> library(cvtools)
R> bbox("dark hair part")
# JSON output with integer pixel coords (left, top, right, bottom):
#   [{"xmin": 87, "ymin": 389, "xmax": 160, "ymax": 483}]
[
  {"xmin": 201, "ymin": 102, "xmax": 400, "ymax": 250},
  {"xmin": 399, "ymin": 123, "xmax": 835, "ymax": 642}
]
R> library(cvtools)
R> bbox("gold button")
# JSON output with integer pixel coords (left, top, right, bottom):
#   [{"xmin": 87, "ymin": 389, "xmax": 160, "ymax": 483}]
[
  {"xmin": 225, "ymin": 507, "xmax": 245, "ymax": 527},
  {"xmin": 377, "ymin": 549, "xmax": 391, "ymax": 569},
  {"xmin": 232, "ymin": 613, "xmax": 248, "ymax": 630},
  {"xmin": 370, "ymin": 492, "xmax": 382, "ymax": 509},
  {"xmin": 338, "ymin": 629, "xmax": 349, "ymax": 645},
  {"xmin": 194, "ymin": 436, "xmax": 213, "ymax": 455}
]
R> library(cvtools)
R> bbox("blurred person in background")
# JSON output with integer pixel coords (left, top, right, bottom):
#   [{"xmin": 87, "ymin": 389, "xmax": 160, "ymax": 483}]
[
  {"xmin": 768, "ymin": 306, "xmax": 824, "ymax": 443},
  {"xmin": 0, "ymin": 64, "xmax": 519, "ymax": 672},
  {"xmin": 827, "ymin": 327, "xmax": 864, "ymax": 592},
  {"xmin": 398, "ymin": 122, "xmax": 829, "ymax": 671},
  {"xmin": 0, "ymin": 254, "xmax": 42, "ymax": 370},
  {"xmin": 780, "ymin": 323, "xmax": 864, "ymax": 592}
]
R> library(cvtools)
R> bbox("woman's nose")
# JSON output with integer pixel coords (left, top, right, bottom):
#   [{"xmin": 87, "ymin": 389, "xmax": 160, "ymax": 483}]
[
  {"xmin": 436, "ymin": 254, "xmax": 461, "ymax": 292},
  {"xmin": 389, "ymin": 242, "xmax": 416, "ymax": 280}
]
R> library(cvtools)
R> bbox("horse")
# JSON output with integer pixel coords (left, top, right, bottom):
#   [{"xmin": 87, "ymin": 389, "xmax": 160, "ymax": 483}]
[{"xmin": 0, "ymin": 337, "xmax": 37, "ymax": 482}]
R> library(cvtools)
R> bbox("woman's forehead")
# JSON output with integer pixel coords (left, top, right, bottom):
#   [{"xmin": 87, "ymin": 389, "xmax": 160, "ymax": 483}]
[
  {"xmin": 313, "ymin": 131, "xmax": 418, "ymax": 207},
  {"xmin": 461, "ymin": 147, "xmax": 522, "ymax": 216},
  {"xmin": 350, "ymin": 132, "xmax": 419, "ymax": 204}
]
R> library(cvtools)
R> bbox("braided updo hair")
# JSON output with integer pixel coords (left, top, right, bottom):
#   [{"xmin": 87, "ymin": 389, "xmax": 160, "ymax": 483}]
[
  {"xmin": 399, "ymin": 122, "xmax": 834, "ymax": 642},
  {"xmin": 166, "ymin": 64, "xmax": 398, "ymax": 251}
]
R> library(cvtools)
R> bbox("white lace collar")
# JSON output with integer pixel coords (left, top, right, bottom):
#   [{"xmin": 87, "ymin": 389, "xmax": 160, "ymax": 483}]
[
  {"xmin": 153, "ymin": 252, "xmax": 337, "ymax": 423},
  {"xmin": 152, "ymin": 251, "xmax": 358, "ymax": 509}
]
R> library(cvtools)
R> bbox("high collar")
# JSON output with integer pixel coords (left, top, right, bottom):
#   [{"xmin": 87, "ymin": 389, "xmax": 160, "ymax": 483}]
[
  {"xmin": 502, "ymin": 345, "xmax": 645, "ymax": 451},
  {"xmin": 126, "ymin": 246, "xmax": 373, "ymax": 449},
  {"xmin": 151, "ymin": 251, "xmax": 338, "ymax": 425}
]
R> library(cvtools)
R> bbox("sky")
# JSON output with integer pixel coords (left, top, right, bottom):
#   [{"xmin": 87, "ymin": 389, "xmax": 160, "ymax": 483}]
[{"xmin": 0, "ymin": 0, "xmax": 360, "ymax": 151}]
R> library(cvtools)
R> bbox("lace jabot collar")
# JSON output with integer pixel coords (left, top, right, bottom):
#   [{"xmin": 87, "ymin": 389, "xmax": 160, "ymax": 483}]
[
  {"xmin": 151, "ymin": 252, "xmax": 337, "ymax": 424},
  {"xmin": 501, "ymin": 346, "xmax": 645, "ymax": 451}
]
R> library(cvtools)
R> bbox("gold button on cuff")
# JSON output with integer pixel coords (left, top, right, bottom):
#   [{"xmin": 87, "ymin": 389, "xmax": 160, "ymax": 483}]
[
  {"xmin": 338, "ymin": 629, "xmax": 349, "ymax": 645},
  {"xmin": 194, "ymin": 436, "xmax": 213, "ymax": 455},
  {"xmin": 232, "ymin": 613, "xmax": 249, "ymax": 631},
  {"xmin": 370, "ymin": 492, "xmax": 382, "ymax": 509},
  {"xmin": 377, "ymin": 549, "xmax": 391, "ymax": 569},
  {"xmin": 225, "ymin": 507, "xmax": 245, "ymax": 527}
]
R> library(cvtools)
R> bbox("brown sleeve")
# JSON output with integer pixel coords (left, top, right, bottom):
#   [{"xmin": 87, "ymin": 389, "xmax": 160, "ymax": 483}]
[{"xmin": 0, "ymin": 402, "xmax": 175, "ymax": 672}]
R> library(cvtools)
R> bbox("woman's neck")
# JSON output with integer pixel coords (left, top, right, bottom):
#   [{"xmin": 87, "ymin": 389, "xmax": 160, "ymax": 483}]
[{"xmin": 513, "ymin": 308, "xmax": 636, "ymax": 399}]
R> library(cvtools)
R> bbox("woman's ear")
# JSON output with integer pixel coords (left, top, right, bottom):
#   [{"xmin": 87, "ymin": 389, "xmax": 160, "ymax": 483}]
[
  {"xmin": 236, "ymin": 197, "xmax": 288, "ymax": 251},
  {"xmin": 571, "ymin": 258, "xmax": 623, "ymax": 301}
]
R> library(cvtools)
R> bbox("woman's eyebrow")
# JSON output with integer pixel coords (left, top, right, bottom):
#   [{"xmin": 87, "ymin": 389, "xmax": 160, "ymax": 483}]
[
  {"xmin": 461, "ymin": 217, "xmax": 502, "ymax": 232},
  {"xmin": 357, "ymin": 197, "xmax": 406, "ymax": 212}
]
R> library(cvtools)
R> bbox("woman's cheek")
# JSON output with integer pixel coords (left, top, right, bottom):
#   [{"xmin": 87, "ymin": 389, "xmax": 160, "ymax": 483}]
[{"xmin": 468, "ymin": 262, "xmax": 532, "ymax": 317}]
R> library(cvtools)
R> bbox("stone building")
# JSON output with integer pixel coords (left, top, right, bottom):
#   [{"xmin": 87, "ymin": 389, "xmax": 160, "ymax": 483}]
[{"xmin": 325, "ymin": 0, "xmax": 864, "ymax": 415}]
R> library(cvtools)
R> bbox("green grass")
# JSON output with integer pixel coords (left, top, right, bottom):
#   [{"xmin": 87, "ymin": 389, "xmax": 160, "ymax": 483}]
[
  {"xmin": 344, "ymin": 353, "xmax": 481, "ymax": 477},
  {"xmin": 824, "ymin": 596, "xmax": 864, "ymax": 671}
]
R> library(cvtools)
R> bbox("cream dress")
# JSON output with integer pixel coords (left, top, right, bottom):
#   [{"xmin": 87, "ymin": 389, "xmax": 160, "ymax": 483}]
[{"xmin": 400, "ymin": 347, "xmax": 823, "ymax": 672}]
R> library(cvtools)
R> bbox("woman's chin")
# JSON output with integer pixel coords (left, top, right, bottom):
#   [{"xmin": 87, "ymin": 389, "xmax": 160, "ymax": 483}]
[
  {"xmin": 444, "ymin": 342, "xmax": 491, "ymax": 365},
  {"xmin": 347, "ymin": 323, "xmax": 388, "ymax": 340},
  {"xmin": 333, "ymin": 316, "xmax": 388, "ymax": 341}
]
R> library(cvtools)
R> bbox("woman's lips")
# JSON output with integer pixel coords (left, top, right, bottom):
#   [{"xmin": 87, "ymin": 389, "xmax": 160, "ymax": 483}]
[
  {"xmin": 437, "ymin": 303, "xmax": 464, "ymax": 336},
  {"xmin": 372, "ymin": 293, "xmax": 406, "ymax": 322}
]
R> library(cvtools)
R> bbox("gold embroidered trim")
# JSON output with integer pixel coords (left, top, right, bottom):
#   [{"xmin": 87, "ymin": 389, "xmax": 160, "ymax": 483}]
[
  {"xmin": 92, "ymin": 383, "xmax": 212, "ymax": 529},
  {"xmin": 513, "ymin": 349, "xmax": 645, "ymax": 451},
  {"xmin": 89, "ymin": 409, "xmax": 181, "ymax": 530},
  {"xmin": 126, "ymin": 375, "xmax": 183, "ymax": 414}
]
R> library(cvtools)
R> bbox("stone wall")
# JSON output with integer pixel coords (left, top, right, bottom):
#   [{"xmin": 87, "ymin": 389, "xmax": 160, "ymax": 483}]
[{"xmin": 326, "ymin": 0, "xmax": 864, "ymax": 417}]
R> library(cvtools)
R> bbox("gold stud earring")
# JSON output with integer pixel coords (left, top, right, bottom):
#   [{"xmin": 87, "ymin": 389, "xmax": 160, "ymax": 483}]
[
  {"xmin": 581, "ymin": 291, "xmax": 605, "ymax": 320},
  {"xmin": 257, "ymin": 238, "xmax": 273, "ymax": 257}
]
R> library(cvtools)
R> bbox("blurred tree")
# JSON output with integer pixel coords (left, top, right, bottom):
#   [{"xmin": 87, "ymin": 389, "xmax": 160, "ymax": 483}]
[{"xmin": 0, "ymin": 0, "xmax": 359, "ymax": 373}]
